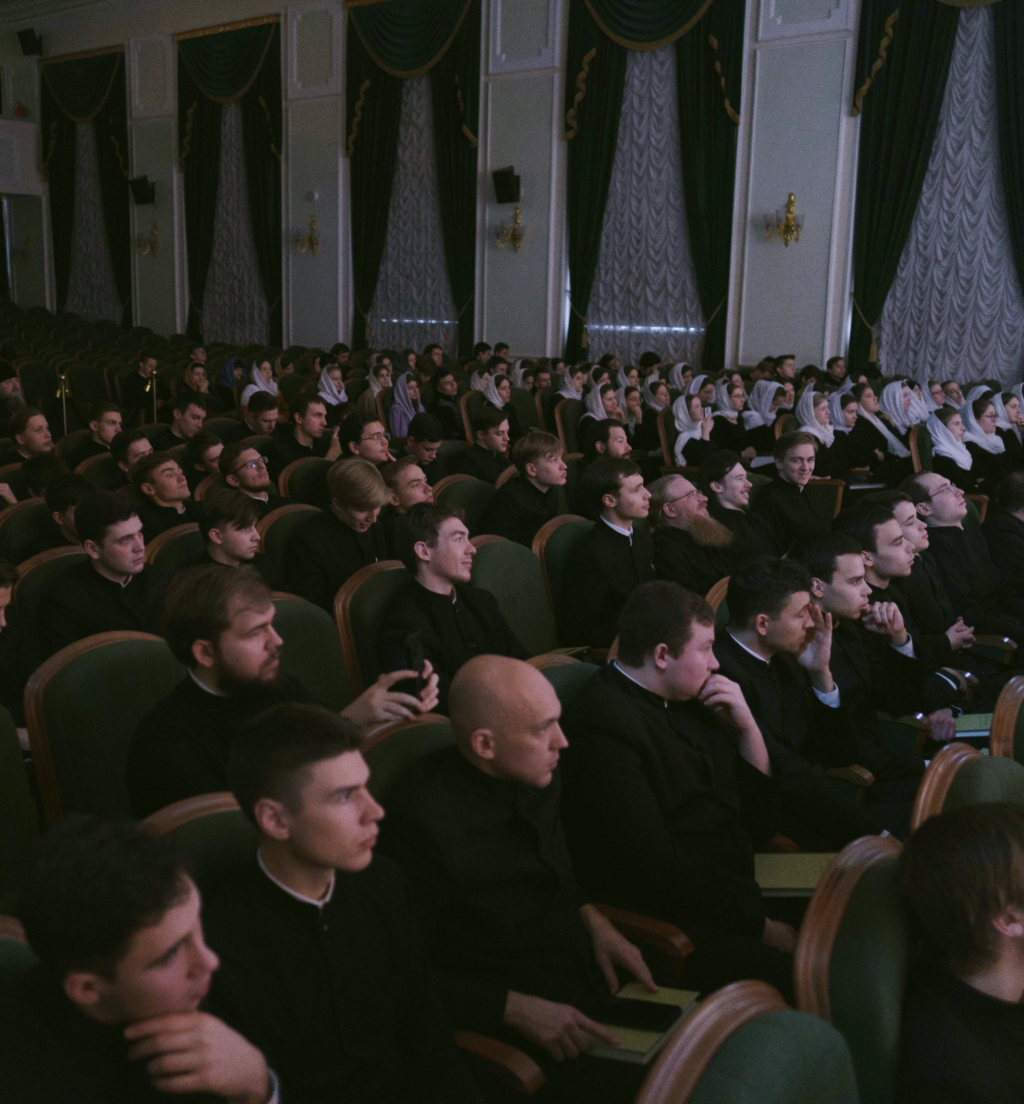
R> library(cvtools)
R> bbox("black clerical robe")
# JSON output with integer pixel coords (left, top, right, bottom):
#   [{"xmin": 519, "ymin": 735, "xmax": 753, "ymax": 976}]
[
  {"xmin": 241, "ymin": 490, "xmax": 289, "ymax": 518},
  {"xmin": 145, "ymin": 424, "xmax": 188, "ymax": 453},
  {"xmin": 932, "ymin": 454, "xmax": 983, "ymax": 496},
  {"xmin": 39, "ymin": 559, "xmax": 168, "ymax": 657},
  {"xmin": 707, "ymin": 499, "xmax": 779, "ymax": 559},
  {"xmin": 377, "ymin": 579, "xmax": 529, "ymax": 712},
  {"xmin": 964, "ymin": 441, "xmax": 1007, "ymax": 499},
  {"xmin": 126, "ymin": 674, "xmax": 318, "ymax": 817},
  {"xmin": 266, "ymin": 430, "xmax": 331, "ymax": 490},
  {"xmin": 136, "ymin": 497, "xmax": 200, "ymax": 542},
  {"xmin": 450, "ymin": 444, "xmax": 506, "ymax": 485},
  {"xmin": 17, "ymin": 518, "xmax": 77, "ymax": 563},
  {"xmin": 848, "ymin": 416, "xmax": 913, "ymax": 484},
  {"xmin": 983, "ymin": 509, "xmax": 1024, "ymax": 599},
  {"xmin": 751, "ymin": 477, "xmax": 832, "ymax": 556},
  {"xmin": 202, "ymin": 856, "xmax": 479, "ymax": 1104},
  {"xmin": 61, "ymin": 435, "xmax": 108, "ymax": 473},
  {"xmin": 897, "ymin": 962, "xmax": 1024, "ymax": 1104},
  {"xmin": 430, "ymin": 396, "xmax": 463, "ymax": 441},
  {"xmin": 652, "ymin": 524, "xmax": 732, "ymax": 596},
  {"xmin": 284, "ymin": 509, "xmax": 388, "ymax": 612},
  {"xmin": 0, "ymin": 965, "xmax": 219, "ymax": 1104},
  {"xmin": 479, "ymin": 473, "xmax": 560, "ymax": 547},
  {"xmin": 708, "ymin": 416, "xmax": 750, "ymax": 455},
  {"xmin": 558, "ymin": 519, "xmax": 655, "ymax": 647},
  {"xmin": 119, "ymin": 370, "xmax": 169, "ymax": 422}
]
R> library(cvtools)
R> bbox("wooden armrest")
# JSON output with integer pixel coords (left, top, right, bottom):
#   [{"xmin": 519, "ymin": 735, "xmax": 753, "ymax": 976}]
[
  {"xmin": 974, "ymin": 634, "xmax": 1018, "ymax": 651},
  {"xmin": 454, "ymin": 1031, "xmax": 545, "ymax": 1095},
  {"xmin": 585, "ymin": 648, "xmax": 609, "ymax": 665},
  {"xmin": 768, "ymin": 833, "xmax": 800, "ymax": 853},
  {"xmin": 593, "ymin": 903, "xmax": 695, "ymax": 962},
  {"xmin": 824, "ymin": 764, "xmax": 875, "ymax": 787}
]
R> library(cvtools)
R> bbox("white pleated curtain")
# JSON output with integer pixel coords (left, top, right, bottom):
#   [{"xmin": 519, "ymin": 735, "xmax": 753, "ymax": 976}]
[
  {"xmin": 64, "ymin": 123, "xmax": 122, "ymax": 323},
  {"xmin": 586, "ymin": 45, "xmax": 705, "ymax": 368},
  {"xmin": 877, "ymin": 6, "xmax": 1024, "ymax": 388},
  {"xmin": 369, "ymin": 75, "xmax": 458, "ymax": 354},
  {"xmin": 203, "ymin": 102, "xmax": 271, "ymax": 346}
]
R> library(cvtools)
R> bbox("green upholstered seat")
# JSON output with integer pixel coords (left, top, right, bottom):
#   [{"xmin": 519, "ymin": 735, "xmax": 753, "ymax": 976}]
[
  {"xmin": 378, "ymin": 386, "xmax": 396, "ymax": 428},
  {"xmin": 541, "ymin": 662, "xmax": 599, "ymax": 710},
  {"xmin": 203, "ymin": 416, "xmax": 248, "ymax": 445},
  {"xmin": 435, "ymin": 476, "xmax": 497, "ymax": 538},
  {"xmin": 963, "ymin": 497, "xmax": 982, "ymax": 532},
  {"xmin": 510, "ymin": 387, "xmax": 540, "ymax": 431},
  {"xmin": 775, "ymin": 414, "xmax": 799, "ymax": 437},
  {"xmin": 272, "ymin": 595, "xmax": 352, "ymax": 711},
  {"xmin": 258, "ymin": 504, "xmax": 319, "ymax": 587},
  {"xmin": 463, "ymin": 389, "xmax": 486, "ymax": 428},
  {"xmin": 280, "ymin": 456, "xmax": 332, "ymax": 507},
  {"xmin": 277, "ymin": 373, "xmax": 307, "ymax": 409},
  {"xmin": 27, "ymin": 635, "xmax": 185, "ymax": 823},
  {"xmin": 146, "ymin": 524, "xmax": 204, "ymax": 574},
  {"xmin": 14, "ymin": 548, "xmax": 89, "ymax": 671},
  {"xmin": 914, "ymin": 425, "xmax": 932, "ymax": 472},
  {"xmin": 0, "ymin": 929, "xmax": 37, "ymax": 983},
  {"xmin": 340, "ymin": 562, "xmax": 408, "ymax": 692},
  {"xmin": 942, "ymin": 753, "xmax": 1024, "ymax": 811},
  {"xmin": 159, "ymin": 808, "xmax": 258, "ymax": 897},
  {"xmin": 689, "ymin": 1010, "xmax": 859, "ymax": 1104},
  {"xmin": 236, "ymin": 434, "xmax": 278, "ymax": 456},
  {"xmin": 470, "ymin": 539, "xmax": 558, "ymax": 655},
  {"xmin": 437, "ymin": 439, "xmax": 467, "ymax": 466},
  {"xmin": 746, "ymin": 472, "xmax": 773, "ymax": 505},
  {"xmin": 0, "ymin": 705, "xmax": 37, "ymax": 914},
  {"xmin": 806, "ymin": 480, "xmax": 843, "ymax": 520},
  {"xmin": 76, "ymin": 452, "xmax": 124, "ymax": 489},
  {"xmin": 536, "ymin": 518, "xmax": 593, "ymax": 643},
  {"xmin": 556, "ymin": 398, "xmax": 584, "ymax": 455},
  {"xmin": 365, "ymin": 719, "xmax": 455, "ymax": 801},
  {"xmin": 0, "ymin": 499, "xmax": 51, "ymax": 563}
]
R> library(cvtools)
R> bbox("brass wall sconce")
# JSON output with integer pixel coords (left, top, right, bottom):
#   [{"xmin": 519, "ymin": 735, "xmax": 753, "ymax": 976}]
[
  {"xmin": 296, "ymin": 215, "xmax": 319, "ymax": 256},
  {"xmin": 139, "ymin": 222, "xmax": 159, "ymax": 257},
  {"xmin": 496, "ymin": 206, "xmax": 524, "ymax": 252},
  {"xmin": 9, "ymin": 234, "xmax": 29, "ymax": 263},
  {"xmin": 765, "ymin": 194, "xmax": 803, "ymax": 247}
]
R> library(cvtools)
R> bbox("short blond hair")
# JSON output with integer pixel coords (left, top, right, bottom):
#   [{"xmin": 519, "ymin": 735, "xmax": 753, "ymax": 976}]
[{"xmin": 326, "ymin": 458, "xmax": 391, "ymax": 510}]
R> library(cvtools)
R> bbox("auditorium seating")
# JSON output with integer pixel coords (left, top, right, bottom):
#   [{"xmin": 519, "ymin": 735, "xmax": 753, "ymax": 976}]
[
  {"xmin": 432, "ymin": 473, "xmax": 496, "ymax": 537},
  {"xmin": 143, "ymin": 522, "xmax": 204, "ymax": 572},
  {"xmin": 0, "ymin": 498, "xmax": 49, "ymax": 563},
  {"xmin": 76, "ymin": 452, "xmax": 123, "ymax": 489},
  {"xmin": 554, "ymin": 397, "xmax": 584, "ymax": 455},
  {"xmin": 910, "ymin": 741, "xmax": 1024, "ymax": 830},
  {"xmin": 989, "ymin": 674, "xmax": 1024, "ymax": 763},
  {"xmin": 272, "ymin": 592, "xmax": 353, "ymax": 712},
  {"xmin": 333, "ymin": 560, "xmax": 406, "ymax": 694},
  {"xmin": 0, "ymin": 705, "xmax": 36, "ymax": 913},
  {"xmin": 14, "ymin": 546, "xmax": 89, "ymax": 671},
  {"xmin": 257, "ymin": 503, "xmax": 319, "ymax": 583},
  {"xmin": 469, "ymin": 535, "xmax": 560, "ymax": 655},
  {"xmin": 278, "ymin": 456, "xmax": 332, "ymax": 505}
]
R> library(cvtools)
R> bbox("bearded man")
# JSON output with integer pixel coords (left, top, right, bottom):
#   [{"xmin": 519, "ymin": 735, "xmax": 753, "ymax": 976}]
[{"xmin": 650, "ymin": 473, "xmax": 736, "ymax": 595}]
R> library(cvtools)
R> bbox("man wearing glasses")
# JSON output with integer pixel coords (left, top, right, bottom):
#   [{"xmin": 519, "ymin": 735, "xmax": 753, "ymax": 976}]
[
  {"xmin": 339, "ymin": 413, "xmax": 396, "ymax": 467},
  {"xmin": 649, "ymin": 473, "xmax": 737, "ymax": 596},
  {"xmin": 220, "ymin": 442, "xmax": 288, "ymax": 518}
]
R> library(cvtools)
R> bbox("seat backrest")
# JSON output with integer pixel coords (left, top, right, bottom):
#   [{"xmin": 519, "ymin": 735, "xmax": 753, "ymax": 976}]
[
  {"xmin": 0, "ymin": 917, "xmax": 37, "ymax": 984},
  {"xmin": 554, "ymin": 398, "xmax": 584, "ymax": 455},
  {"xmin": 469, "ymin": 536, "xmax": 558, "ymax": 655},
  {"xmin": 657, "ymin": 407, "xmax": 678, "ymax": 469},
  {"xmin": 13, "ymin": 546, "xmax": 89, "ymax": 670},
  {"xmin": 143, "ymin": 522, "xmax": 204, "ymax": 572},
  {"xmin": 909, "ymin": 424, "xmax": 932, "ymax": 473},
  {"xmin": 434, "ymin": 474, "xmax": 497, "ymax": 538},
  {"xmin": 774, "ymin": 413, "xmax": 799, "ymax": 439},
  {"xmin": 912, "ymin": 741, "xmax": 1024, "ymax": 831},
  {"xmin": 510, "ymin": 387, "xmax": 540, "ymax": 431},
  {"xmin": 436, "ymin": 438, "xmax": 466, "ymax": 468},
  {"xmin": 279, "ymin": 456, "xmax": 332, "ymax": 506},
  {"xmin": 989, "ymin": 674, "xmax": 1024, "ymax": 764},
  {"xmin": 534, "ymin": 386, "xmax": 550, "ymax": 431},
  {"xmin": 334, "ymin": 560, "xmax": 408, "ymax": 694},
  {"xmin": 495, "ymin": 463, "xmax": 517, "ymax": 489},
  {"xmin": 364, "ymin": 714, "xmax": 455, "ymax": 800},
  {"xmin": 532, "ymin": 515, "xmax": 592, "ymax": 614},
  {"xmin": 257, "ymin": 504, "xmax": 320, "ymax": 583},
  {"xmin": 637, "ymin": 980, "xmax": 857, "ymax": 1104},
  {"xmin": 194, "ymin": 474, "xmax": 223, "ymax": 502},
  {"xmin": 963, "ymin": 494, "xmax": 987, "ymax": 530},
  {"xmin": 76, "ymin": 451, "xmax": 124, "ymax": 489},
  {"xmin": 795, "ymin": 836, "xmax": 910, "ymax": 1104},
  {"xmin": 807, "ymin": 478, "xmax": 845, "ymax": 519},
  {"xmin": 25, "ymin": 632, "xmax": 186, "ymax": 824},
  {"xmin": 540, "ymin": 660, "xmax": 599, "ymax": 710},
  {"xmin": 0, "ymin": 705, "xmax": 37, "ymax": 914},
  {"xmin": 0, "ymin": 498, "xmax": 49, "ymax": 562},
  {"xmin": 272, "ymin": 594, "xmax": 352, "ymax": 711},
  {"xmin": 460, "ymin": 389, "xmax": 486, "ymax": 445},
  {"xmin": 747, "ymin": 472, "xmax": 773, "ymax": 505}
]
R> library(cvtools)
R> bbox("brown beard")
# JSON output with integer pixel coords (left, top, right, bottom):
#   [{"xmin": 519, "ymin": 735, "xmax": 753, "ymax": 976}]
[{"xmin": 688, "ymin": 514, "xmax": 734, "ymax": 548}]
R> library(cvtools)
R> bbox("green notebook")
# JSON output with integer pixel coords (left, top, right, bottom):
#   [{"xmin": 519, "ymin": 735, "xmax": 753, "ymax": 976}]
[
  {"xmin": 755, "ymin": 852, "xmax": 835, "ymax": 895},
  {"xmin": 587, "ymin": 982, "xmax": 699, "ymax": 1065},
  {"xmin": 955, "ymin": 713, "xmax": 992, "ymax": 739}
]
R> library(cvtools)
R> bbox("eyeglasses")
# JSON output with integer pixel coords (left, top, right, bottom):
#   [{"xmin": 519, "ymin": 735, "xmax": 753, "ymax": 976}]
[
  {"xmin": 928, "ymin": 483, "xmax": 961, "ymax": 500},
  {"xmin": 233, "ymin": 456, "xmax": 268, "ymax": 473},
  {"xmin": 361, "ymin": 431, "xmax": 391, "ymax": 443},
  {"xmin": 666, "ymin": 489, "xmax": 700, "ymax": 506}
]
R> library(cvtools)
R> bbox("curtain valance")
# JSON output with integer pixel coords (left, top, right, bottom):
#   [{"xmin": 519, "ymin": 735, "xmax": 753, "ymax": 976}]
[
  {"xmin": 350, "ymin": 0, "xmax": 473, "ymax": 78},
  {"xmin": 583, "ymin": 0, "xmax": 717, "ymax": 50},
  {"xmin": 41, "ymin": 47, "xmax": 123, "ymax": 124},
  {"xmin": 177, "ymin": 19, "xmax": 278, "ymax": 105}
]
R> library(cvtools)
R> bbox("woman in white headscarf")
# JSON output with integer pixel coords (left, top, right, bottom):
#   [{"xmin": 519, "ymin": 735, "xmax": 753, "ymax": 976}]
[
  {"xmin": 580, "ymin": 382, "xmax": 621, "ymax": 424},
  {"xmin": 829, "ymin": 390, "xmax": 858, "ymax": 434},
  {"xmin": 709, "ymin": 381, "xmax": 755, "ymax": 461},
  {"xmin": 994, "ymin": 389, "xmax": 1024, "ymax": 466},
  {"xmin": 686, "ymin": 374, "xmax": 715, "ymax": 407},
  {"xmin": 317, "ymin": 363, "xmax": 349, "ymax": 426},
  {"xmin": 667, "ymin": 362, "xmax": 690, "ymax": 393},
  {"xmin": 797, "ymin": 387, "xmax": 850, "ymax": 479},
  {"xmin": 672, "ymin": 392, "xmax": 713, "ymax": 467},
  {"xmin": 855, "ymin": 382, "xmax": 911, "ymax": 480},
  {"xmin": 557, "ymin": 365, "xmax": 587, "ymax": 402},
  {"xmin": 742, "ymin": 379, "xmax": 786, "ymax": 454},
  {"xmin": 508, "ymin": 360, "xmax": 527, "ymax": 389},
  {"xmin": 632, "ymin": 377, "xmax": 670, "ymax": 452},
  {"xmin": 906, "ymin": 382, "xmax": 931, "ymax": 424},
  {"xmin": 389, "ymin": 371, "xmax": 426, "ymax": 439},
  {"xmin": 962, "ymin": 394, "xmax": 1007, "ymax": 496},
  {"xmin": 469, "ymin": 367, "xmax": 490, "ymax": 392},
  {"xmin": 928, "ymin": 407, "xmax": 982, "ymax": 493},
  {"xmin": 878, "ymin": 380, "xmax": 914, "ymax": 434},
  {"xmin": 239, "ymin": 359, "xmax": 278, "ymax": 407},
  {"xmin": 357, "ymin": 358, "xmax": 393, "ymax": 414},
  {"xmin": 618, "ymin": 385, "xmax": 643, "ymax": 443},
  {"xmin": 483, "ymin": 372, "xmax": 523, "ymax": 444}
]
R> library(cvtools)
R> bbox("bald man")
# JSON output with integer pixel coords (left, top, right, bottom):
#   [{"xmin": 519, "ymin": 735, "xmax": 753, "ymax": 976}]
[{"xmin": 378, "ymin": 656, "xmax": 655, "ymax": 1104}]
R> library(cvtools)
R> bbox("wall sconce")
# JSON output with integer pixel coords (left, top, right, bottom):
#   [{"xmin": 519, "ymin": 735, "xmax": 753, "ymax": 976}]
[
  {"xmin": 296, "ymin": 215, "xmax": 319, "ymax": 256},
  {"xmin": 496, "ymin": 207, "xmax": 524, "ymax": 252},
  {"xmin": 765, "ymin": 193, "xmax": 803, "ymax": 247},
  {"xmin": 139, "ymin": 222, "xmax": 159, "ymax": 257},
  {"xmin": 9, "ymin": 234, "xmax": 29, "ymax": 263}
]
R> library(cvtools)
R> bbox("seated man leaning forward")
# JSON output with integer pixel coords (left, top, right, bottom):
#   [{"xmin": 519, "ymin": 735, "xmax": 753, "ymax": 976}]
[
  {"xmin": 201, "ymin": 703, "xmax": 481, "ymax": 1104},
  {"xmin": 378, "ymin": 654, "xmax": 660, "ymax": 1104},
  {"xmin": 126, "ymin": 563, "xmax": 438, "ymax": 818},
  {"xmin": 1, "ymin": 816, "xmax": 275, "ymax": 1104}
]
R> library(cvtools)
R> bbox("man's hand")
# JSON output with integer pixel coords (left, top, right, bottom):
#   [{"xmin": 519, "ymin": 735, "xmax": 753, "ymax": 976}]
[
  {"xmin": 796, "ymin": 605, "xmax": 834, "ymax": 694},
  {"xmin": 124, "ymin": 1012, "xmax": 271, "ymax": 1103},
  {"xmin": 762, "ymin": 919, "xmax": 798, "ymax": 954},
  {"xmin": 579, "ymin": 904, "xmax": 657, "ymax": 996},
  {"xmin": 698, "ymin": 674, "xmax": 757, "ymax": 732},
  {"xmin": 0, "ymin": 483, "xmax": 16, "ymax": 507},
  {"xmin": 325, "ymin": 426, "xmax": 342, "ymax": 462},
  {"xmin": 944, "ymin": 617, "xmax": 974, "ymax": 651},
  {"xmin": 740, "ymin": 446, "xmax": 756, "ymax": 463},
  {"xmin": 341, "ymin": 661, "xmax": 440, "ymax": 731},
  {"xmin": 862, "ymin": 601, "xmax": 909, "ymax": 647},
  {"xmin": 925, "ymin": 708, "xmax": 957, "ymax": 743},
  {"xmin": 503, "ymin": 992, "xmax": 620, "ymax": 1062}
]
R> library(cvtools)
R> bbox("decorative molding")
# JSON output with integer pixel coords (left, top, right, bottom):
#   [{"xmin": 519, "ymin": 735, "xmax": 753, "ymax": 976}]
[
  {"xmin": 287, "ymin": 2, "xmax": 343, "ymax": 100},
  {"xmin": 758, "ymin": 0, "xmax": 854, "ymax": 41},
  {"xmin": 0, "ymin": 120, "xmax": 42, "ymax": 194},
  {"xmin": 489, "ymin": 0, "xmax": 558, "ymax": 74},
  {"xmin": 129, "ymin": 34, "xmax": 174, "ymax": 119}
]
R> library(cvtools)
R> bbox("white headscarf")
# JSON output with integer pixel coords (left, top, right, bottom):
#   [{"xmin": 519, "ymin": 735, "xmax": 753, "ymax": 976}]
[
  {"xmin": 557, "ymin": 367, "xmax": 581, "ymax": 401},
  {"xmin": 317, "ymin": 365, "xmax": 347, "ymax": 407},
  {"xmin": 742, "ymin": 379, "xmax": 779, "ymax": 430},
  {"xmin": 712, "ymin": 380, "xmax": 736, "ymax": 419},
  {"xmin": 991, "ymin": 391, "xmax": 1013, "ymax": 431},
  {"xmin": 797, "ymin": 388, "xmax": 834, "ymax": 446},
  {"xmin": 1004, "ymin": 386, "xmax": 1024, "ymax": 444},
  {"xmin": 642, "ymin": 377, "xmax": 667, "ymax": 412},
  {"xmin": 470, "ymin": 370, "xmax": 488, "ymax": 392},
  {"xmin": 667, "ymin": 363, "xmax": 688, "ymax": 392},
  {"xmin": 879, "ymin": 380, "xmax": 913, "ymax": 432},
  {"xmin": 587, "ymin": 365, "xmax": 610, "ymax": 390},
  {"xmin": 616, "ymin": 367, "xmax": 631, "ymax": 391},
  {"xmin": 509, "ymin": 360, "xmax": 527, "ymax": 388},
  {"xmin": 581, "ymin": 383, "xmax": 612, "ymax": 423},
  {"xmin": 966, "ymin": 385, "xmax": 992, "ymax": 405},
  {"xmin": 672, "ymin": 394, "xmax": 703, "ymax": 465},
  {"xmin": 239, "ymin": 361, "xmax": 278, "ymax": 406},
  {"xmin": 368, "ymin": 366, "xmax": 388, "ymax": 397},
  {"xmin": 859, "ymin": 398, "xmax": 911, "ymax": 458},
  {"xmin": 907, "ymin": 387, "xmax": 932, "ymax": 424},
  {"xmin": 962, "ymin": 396, "xmax": 1005, "ymax": 455},
  {"xmin": 836, "ymin": 376, "xmax": 854, "ymax": 395},
  {"xmin": 686, "ymin": 373, "xmax": 708, "ymax": 397},
  {"xmin": 828, "ymin": 391, "xmax": 853, "ymax": 434},
  {"xmin": 928, "ymin": 412, "xmax": 972, "ymax": 470},
  {"xmin": 618, "ymin": 386, "xmax": 639, "ymax": 434},
  {"xmin": 483, "ymin": 374, "xmax": 507, "ymax": 410}
]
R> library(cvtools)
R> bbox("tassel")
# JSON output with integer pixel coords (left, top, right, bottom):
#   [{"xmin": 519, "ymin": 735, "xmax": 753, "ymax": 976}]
[
  {"xmin": 581, "ymin": 325, "xmax": 589, "ymax": 350},
  {"xmin": 869, "ymin": 332, "xmax": 878, "ymax": 363}
]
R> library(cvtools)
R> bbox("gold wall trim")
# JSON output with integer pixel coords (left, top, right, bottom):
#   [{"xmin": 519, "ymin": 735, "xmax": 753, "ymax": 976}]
[
  {"xmin": 564, "ymin": 47, "xmax": 596, "ymax": 141},
  {"xmin": 583, "ymin": 0, "xmax": 715, "ymax": 52},
  {"xmin": 852, "ymin": 9, "xmax": 898, "ymax": 117},
  {"xmin": 936, "ymin": 0, "xmax": 1002, "ymax": 6},
  {"xmin": 40, "ymin": 43, "xmax": 124, "ymax": 65},
  {"xmin": 175, "ymin": 13, "xmax": 279, "ymax": 42}
]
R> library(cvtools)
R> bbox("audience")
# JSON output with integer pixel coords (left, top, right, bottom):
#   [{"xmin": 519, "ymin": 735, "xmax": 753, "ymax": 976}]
[
  {"xmin": 2, "ymin": 406, "xmax": 53, "ymax": 500},
  {"xmin": 752, "ymin": 431, "xmax": 831, "ymax": 556},
  {"xmin": 242, "ymin": 390, "xmax": 281, "ymax": 437},
  {"xmin": 148, "ymin": 391, "xmax": 207, "ymax": 452},
  {"xmin": 119, "ymin": 353, "xmax": 168, "ymax": 421},
  {"xmin": 183, "ymin": 427, "xmax": 224, "ymax": 493},
  {"xmin": 649, "ymin": 473, "xmax": 735, "ymax": 595},
  {"xmin": 199, "ymin": 704, "xmax": 481, "ymax": 1102},
  {"xmin": 479, "ymin": 430, "xmax": 567, "ymax": 547},
  {"xmin": 450, "ymin": 407, "xmax": 510, "ymax": 484},
  {"xmin": 379, "ymin": 503, "xmax": 528, "ymax": 712},
  {"xmin": 699, "ymin": 450, "xmax": 779, "ymax": 559},
  {"xmin": 429, "ymin": 368, "xmax": 463, "ymax": 440},
  {"xmin": 983, "ymin": 469, "xmax": 1024, "ymax": 595},
  {"xmin": 62, "ymin": 402, "xmax": 122, "ymax": 470},
  {"xmin": 110, "ymin": 427, "xmax": 153, "ymax": 484},
  {"xmin": 39, "ymin": 491, "xmax": 168, "ymax": 657},
  {"xmin": 198, "ymin": 492, "xmax": 272, "ymax": 583},
  {"xmin": 219, "ymin": 442, "xmax": 287, "ymax": 517},
  {"xmin": 378, "ymin": 455, "xmax": 434, "ymax": 554},
  {"xmin": 131, "ymin": 451, "xmax": 200, "ymax": 541},
  {"xmin": 19, "ymin": 472, "xmax": 91, "ymax": 561},
  {"xmin": 339, "ymin": 412, "xmax": 395, "ymax": 465},
  {"xmin": 404, "ymin": 412, "xmax": 448, "ymax": 484}
]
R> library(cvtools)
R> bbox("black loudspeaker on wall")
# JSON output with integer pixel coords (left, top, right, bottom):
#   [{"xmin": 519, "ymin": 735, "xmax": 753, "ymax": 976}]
[
  {"xmin": 129, "ymin": 176, "xmax": 156, "ymax": 205},
  {"xmin": 17, "ymin": 29, "xmax": 42, "ymax": 56},
  {"xmin": 492, "ymin": 166, "xmax": 520, "ymax": 205}
]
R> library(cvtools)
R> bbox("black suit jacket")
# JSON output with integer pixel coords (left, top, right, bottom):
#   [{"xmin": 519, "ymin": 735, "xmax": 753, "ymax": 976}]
[
  {"xmin": 284, "ymin": 509, "xmax": 387, "ymax": 612},
  {"xmin": 653, "ymin": 524, "xmax": 731, "ymax": 596},
  {"xmin": 449, "ymin": 444, "xmax": 506, "ymax": 485},
  {"xmin": 983, "ymin": 510, "xmax": 1024, "ymax": 599},
  {"xmin": 751, "ymin": 478, "xmax": 831, "ymax": 556},
  {"xmin": 479, "ymin": 473, "xmax": 560, "ymax": 547}
]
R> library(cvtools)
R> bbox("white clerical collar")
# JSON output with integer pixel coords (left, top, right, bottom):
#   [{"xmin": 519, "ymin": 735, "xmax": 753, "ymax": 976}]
[
  {"xmin": 188, "ymin": 668, "xmax": 227, "ymax": 697},
  {"xmin": 612, "ymin": 662, "xmax": 668, "ymax": 708},
  {"xmin": 258, "ymin": 849, "xmax": 335, "ymax": 909},
  {"xmin": 728, "ymin": 631, "xmax": 770, "ymax": 665},
  {"xmin": 601, "ymin": 516, "xmax": 634, "ymax": 540}
]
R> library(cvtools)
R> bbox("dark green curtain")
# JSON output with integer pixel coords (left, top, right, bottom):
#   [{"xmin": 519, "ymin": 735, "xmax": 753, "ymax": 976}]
[
  {"xmin": 584, "ymin": 0, "xmax": 716, "ymax": 48},
  {"xmin": 431, "ymin": 0, "xmax": 480, "ymax": 357},
  {"xmin": 848, "ymin": 0, "xmax": 959, "ymax": 373},
  {"xmin": 564, "ymin": 0, "xmax": 627, "ymax": 361},
  {"xmin": 178, "ymin": 21, "xmax": 282, "ymax": 344},
  {"xmin": 40, "ymin": 49, "xmax": 126, "ymax": 318},
  {"xmin": 676, "ymin": 0, "xmax": 743, "ymax": 371},
  {"xmin": 345, "ymin": 28, "xmax": 403, "ymax": 350},
  {"xmin": 92, "ymin": 60, "xmax": 132, "ymax": 328},
  {"xmin": 350, "ymin": 0, "xmax": 472, "ymax": 75},
  {"xmin": 993, "ymin": 2, "xmax": 1024, "ymax": 300}
]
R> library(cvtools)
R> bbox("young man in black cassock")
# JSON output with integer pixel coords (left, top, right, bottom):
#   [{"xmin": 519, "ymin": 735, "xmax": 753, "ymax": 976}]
[
  {"xmin": 699, "ymin": 450, "xmax": 780, "ymax": 559},
  {"xmin": 201, "ymin": 703, "xmax": 481, "ymax": 1104},
  {"xmin": 265, "ymin": 392, "xmax": 342, "ymax": 488},
  {"xmin": 752, "ymin": 432, "xmax": 833, "ymax": 557},
  {"xmin": 450, "ymin": 407, "xmax": 511, "ymax": 485},
  {"xmin": 131, "ymin": 451, "xmax": 201, "ymax": 541},
  {"xmin": 982, "ymin": 470, "xmax": 1024, "ymax": 599},
  {"xmin": 559, "ymin": 456, "xmax": 655, "ymax": 648},
  {"xmin": 649, "ymin": 472, "xmax": 736, "ymax": 596},
  {"xmin": 479, "ymin": 430, "xmax": 567, "ymax": 547},
  {"xmin": 559, "ymin": 581, "xmax": 797, "ymax": 1000}
]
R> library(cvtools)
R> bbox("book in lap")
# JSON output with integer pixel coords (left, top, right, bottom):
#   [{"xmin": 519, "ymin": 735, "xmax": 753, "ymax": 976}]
[{"xmin": 587, "ymin": 981, "xmax": 699, "ymax": 1065}]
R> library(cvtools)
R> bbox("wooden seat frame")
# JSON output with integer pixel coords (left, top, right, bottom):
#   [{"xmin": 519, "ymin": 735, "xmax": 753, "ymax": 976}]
[
  {"xmin": 909, "ymin": 741, "xmax": 982, "ymax": 830},
  {"xmin": 332, "ymin": 559, "xmax": 406, "ymax": 696},
  {"xmin": 143, "ymin": 522, "xmax": 200, "ymax": 566},
  {"xmin": 531, "ymin": 514, "xmax": 586, "ymax": 613},
  {"xmin": 989, "ymin": 675, "xmax": 1024, "ymax": 760}
]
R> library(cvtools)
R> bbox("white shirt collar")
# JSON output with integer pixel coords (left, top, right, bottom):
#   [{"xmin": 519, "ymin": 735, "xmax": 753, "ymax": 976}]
[
  {"xmin": 728, "ymin": 631, "xmax": 770, "ymax": 665},
  {"xmin": 601, "ymin": 516, "xmax": 634, "ymax": 540},
  {"xmin": 612, "ymin": 662, "xmax": 668, "ymax": 708},
  {"xmin": 257, "ymin": 849, "xmax": 335, "ymax": 909},
  {"xmin": 188, "ymin": 668, "xmax": 227, "ymax": 697}
]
